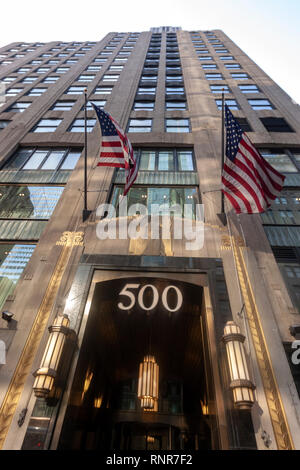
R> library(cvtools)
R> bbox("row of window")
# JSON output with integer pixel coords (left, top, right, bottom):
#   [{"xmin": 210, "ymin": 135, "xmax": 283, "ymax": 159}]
[{"xmin": 3, "ymin": 146, "xmax": 300, "ymax": 175}]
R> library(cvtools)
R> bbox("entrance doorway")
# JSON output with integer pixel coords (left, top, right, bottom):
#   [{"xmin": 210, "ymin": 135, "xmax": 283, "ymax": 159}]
[{"xmin": 57, "ymin": 277, "xmax": 214, "ymax": 450}]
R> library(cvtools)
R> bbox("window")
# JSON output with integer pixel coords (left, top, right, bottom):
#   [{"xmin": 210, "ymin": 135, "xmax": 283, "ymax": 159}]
[
  {"xmin": 86, "ymin": 65, "xmax": 101, "ymax": 72},
  {"xmin": 137, "ymin": 87, "xmax": 156, "ymax": 95},
  {"xmin": 166, "ymin": 119, "xmax": 190, "ymax": 133},
  {"xmin": 248, "ymin": 99, "xmax": 273, "ymax": 110},
  {"xmin": 165, "ymin": 75, "xmax": 183, "ymax": 82},
  {"xmin": 108, "ymin": 65, "xmax": 124, "ymax": 72},
  {"xmin": 235, "ymin": 118, "xmax": 252, "ymax": 132},
  {"xmin": 42, "ymin": 76, "xmax": 59, "ymax": 83},
  {"xmin": 26, "ymin": 88, "xmax": 47, "ymax": 96},
  {"xmin": 0, "ymin": 120, "xmax": 10, "ymax": 129},
  {"xmin": 22, "ymin": 77, "xmax": 38, "ymax": 83},
  {"xmin": 219, "ymin": 56, "xmax": 234, "ymax": 61},
  {"xmin": 224, "ymin": 63, "xmax": 241, "ymax": 69},
  {"xmin": 111, "ymin": 186, "xmax": 199, "ymax": 219},
  {"xmin": 260, "ymin": 118, "xmax": 294, "ymax": 133},
  {"xmin": 231, "ymin": 73, "xmax": 249, "ymax": 79},
  {"xmin": 94, "ymin": 58, "xmax": 107, "ymax": 63},
  {"xmin": 17, "ymin": 68, "xmax": 31, "ymax": 74},
  {"xmin": 260, "ymin": 150, "xmax": 297, "ymax": 172},
  {"xmin": 138, "ymin": 149, "xmax": 194, "ymax": 172},
  {"xmin": 47, "ymin": 60, "xmax": 60, "ymax": 65},
  {"xmin": 68, "ymin": 118, "xmax": 96, "ymax": 133},
  {"xmin": 165, "ymin": 101, "xmax": 187, "ymax": 109},
  {"xmin": 66, "ymin": 85, "xmax": 86, "ymax": 94},
  {"xmin": 199, "ymin": 56, "xmax": 212, "ymax": 61},
  {"xmin": 210, "ymin": 84, "xmax": 230, "ymax": 93},
  {"xmin": 77, "ymin": 74, "xmax": 95, "ymax": 82},
  {"xmin": 56, "ymin": 67, "xmax": 70, "ymax": 73},
  {"xmin": 1, "ymin": 77, "xmax": 16, "ymax": 82},
  {"xmin": 127, "ymin": 119, "xmax": 152, "ymax": 132},
  {"xmin": 32, "ymin": 119, "xmax": 62, "ymax": 133},
  {"xmin": 51, "ymin": 100, "xmax": 75, "ymax": 111},
  {"xmin": 166, "ymin": 87, "xmax": 185, "ymax": 96},
  {"xmin": 133, "ymin": 101, "xmax": 154, "ymax": 110},
  {"xmin": 86, "ymin": 100, "xmax": 106, "ymax": 110},
  {"xmin": 215, "ymin": 99, "xmax": 239, "ymax": 110},
  {"xmin": 202, "ymin": 64, "xmax": 217, "ymax": 69},
  {"xmin": 0, "ymin": 244, "xmax": 36, "ymax": 310},
  {"xmin": 215, "ymin": 49, "xmax": 229, "ymax": 53},
  {"xmin": 5, "ymin": 88, "xmax": 23, "ymax": 96},
  {"xmin": 140, "ymin": 75, "xmax": 157, "ymax": 82},
  {"xmin": 31, "ymin": 60, "xmax": 42, "ymax": 65},
  {"xmin": 102, "ymin": 75, "xmax": 119, "ymax": 82},
  {"xmin": 6, "ymin": 102, "xmax": 31, "ymax": 113},
  {"xmin": 93, "ymin": 86, "xmax": 113, "ymax": 94},
  {"xmin": 205, "ymin": 73, "xmax": 223, "ymax": 80},
  {"xmin": 239, "ymin": 84, "xmax": 259, "ymax": 93},
  {"xmin": 36, "ymin": 67, "xmax": 50, "ymax": 74},
  {"xmin": 0, "ymin": 186, "xmax": 64, "ymax": 219},
  {"xmin": 4, "ymin": 147, "xmax": 82, "ymax": 171}
]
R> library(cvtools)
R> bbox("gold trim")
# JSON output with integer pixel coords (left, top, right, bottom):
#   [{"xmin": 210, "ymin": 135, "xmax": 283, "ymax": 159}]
[
  {"xmin": 232, "ymin": 236, "xmax": 294, "ymax": 450},
  {"xmin": 56, "ymin": 231, "xmax": 84, "ymax": 247},
  {"xmin": 0, "ymin": 232, "xmax": 83, "ymax": 449}
]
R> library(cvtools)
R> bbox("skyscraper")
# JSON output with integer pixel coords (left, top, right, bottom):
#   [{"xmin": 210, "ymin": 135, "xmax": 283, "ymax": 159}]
[{"xmin": 0, "ymin": 27, "xmax": 300, "ymax": 451}]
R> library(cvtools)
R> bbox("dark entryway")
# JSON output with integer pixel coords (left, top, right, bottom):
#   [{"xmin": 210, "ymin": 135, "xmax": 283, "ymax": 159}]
[{"xmin": 57, "ymin": 277, "xmax": 213, "ymax": 450}]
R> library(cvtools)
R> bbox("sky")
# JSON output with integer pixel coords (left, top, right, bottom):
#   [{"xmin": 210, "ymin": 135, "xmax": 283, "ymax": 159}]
[{"xmin": 1, "ymin": 0, "xmax": 300, "ymax": 103}]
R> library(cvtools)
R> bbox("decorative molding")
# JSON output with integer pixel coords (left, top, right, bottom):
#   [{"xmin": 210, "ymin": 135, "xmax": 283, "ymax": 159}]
[
  {"xmin": 56, "ymin": 231, "xmax": 84, "ymax": 247},
  {"xmin": 221, "ymin": 234, "xmax": 245, "ymax": 250},
  {"xmin": 0, "ymin": 231, "xmax": 83, "ymax": 449},
  {"xmin": 232, "ymin": 237, "xmax": 294, "ymax": 450}
]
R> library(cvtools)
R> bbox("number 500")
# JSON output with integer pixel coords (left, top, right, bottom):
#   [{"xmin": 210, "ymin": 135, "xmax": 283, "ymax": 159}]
[{"xmin": 117, "ymin": 283, "xmax": 183, "ymax": 313}]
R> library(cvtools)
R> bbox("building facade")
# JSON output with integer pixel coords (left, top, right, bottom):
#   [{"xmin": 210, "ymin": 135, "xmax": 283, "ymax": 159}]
[{"xmin": 0, "ymin": 28, "xmax": 300, "ymax": 451}]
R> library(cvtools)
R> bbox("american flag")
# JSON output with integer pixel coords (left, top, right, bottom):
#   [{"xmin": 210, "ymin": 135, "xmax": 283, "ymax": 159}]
[
  {"xmin": 91, "ymin": 103, "xmax": 137, "ymax": 195},
  {"xmin": 222, "ymin": 105, "xmax": 285, "ymax": 214}
]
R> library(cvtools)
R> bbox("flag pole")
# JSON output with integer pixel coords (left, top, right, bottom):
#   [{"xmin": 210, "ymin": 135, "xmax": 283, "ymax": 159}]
[
  {"xmin": 217, "ymin": 91, "xmax": 227, "ymax": 225},
  {"xmin": 83, "ymin": 88, "xmax": 92, "ymax": 222}
]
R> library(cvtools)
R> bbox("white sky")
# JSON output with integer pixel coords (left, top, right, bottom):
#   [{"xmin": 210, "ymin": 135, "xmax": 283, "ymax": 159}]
[{"xmin": 1, "ymin": 0, "xmax": 299, "ymax": 103}]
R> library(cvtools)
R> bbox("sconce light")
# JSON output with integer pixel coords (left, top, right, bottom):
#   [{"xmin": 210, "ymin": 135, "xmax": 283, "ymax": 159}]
[
  {"xmin": 33, "ymin": 314, "xmax": 70, "ymax": 398},
  {"xmin": 138, "ymin": 355, "xmax": 159, "ymax": 411},
  {"xmin": 289, "ymin": 325, "xmax": 300, "ymax": 338},
  {"xmin": 222, "ymin": 321, "xmax": 255, "ymax": 410},
  {"xmin": 2, "ymin": 311, "xmax": 14, "ymax": 322}
]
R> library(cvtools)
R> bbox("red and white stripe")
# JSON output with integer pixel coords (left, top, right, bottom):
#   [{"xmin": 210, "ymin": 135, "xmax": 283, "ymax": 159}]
[
  {"xmin": 222, "ymin": 133, "xmax": 285, "ymax": 214},
  {"xmin": 98, "ymin": 113, "xmax": 137, "ymax": 195}
]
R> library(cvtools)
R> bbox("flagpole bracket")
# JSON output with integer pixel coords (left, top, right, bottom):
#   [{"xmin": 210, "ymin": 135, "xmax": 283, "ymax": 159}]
[
  {"xmin": 217, "ymin": 213, "xmax": 227, "ymax": 226},
  {"xmin": 82, "ymin": 209, "xmax": 92, "ymax": 222}
]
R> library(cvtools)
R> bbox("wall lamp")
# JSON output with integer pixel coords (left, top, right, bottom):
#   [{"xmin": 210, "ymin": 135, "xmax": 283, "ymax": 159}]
[
  {"xmin": 33, "ymin": 314, "xmax": 70, "ymax": 398},
  {"xmin": 2, "ymin": 311, "xmax": 14, "ymax": 322},
  {"xmin": 138, "ymin": 355, "xmax": 159, "ymax": 411},
  {"xmin": 222, "ymin": 321, "xmax": 255, "ymax": 410},
  {"xmin": 289, "ymin": 325, "xmax": 300, "ymax": 338}
]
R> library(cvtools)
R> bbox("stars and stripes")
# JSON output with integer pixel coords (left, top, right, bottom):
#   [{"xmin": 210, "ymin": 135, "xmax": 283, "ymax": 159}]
[
  {"xmin": 222, "ymin": 105, "xmax": 285, "ymax": 214},
  {"xmin": 91, "ymin": 103, "xmax": 137, "ymax": 195}
]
